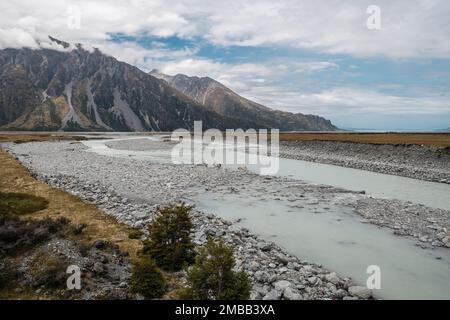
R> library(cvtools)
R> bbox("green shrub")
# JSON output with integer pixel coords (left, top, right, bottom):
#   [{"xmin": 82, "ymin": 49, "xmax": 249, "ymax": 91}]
[
  {"xmin": 142, "ymin": 204, "xmax": 195, "ymax": 271},
  {"xmin": 180, "ymin": 238, "xmax": 251, "ymax": 300},
  {"xmin": 0, "ymin": 192, "xmax": 48, "ymax": 216},
  {"xmin": 130, "ymin": 258, "xmax": 166, "ymax": 299}
]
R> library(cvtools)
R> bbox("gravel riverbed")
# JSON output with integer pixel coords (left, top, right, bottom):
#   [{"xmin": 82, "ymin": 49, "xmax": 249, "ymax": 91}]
[
  {"xmin": 2, "ymin": 139, "xmax": 450, "ymax": 299},
  {"xmin": 280, "ymin": 141, "xmax": 450, "ymax": 184}
]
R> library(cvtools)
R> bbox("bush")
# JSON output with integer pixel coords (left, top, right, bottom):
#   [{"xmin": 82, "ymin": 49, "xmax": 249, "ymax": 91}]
[
  {"xmin": 0, "ymin": 261, "xmax": 15, "ymax": 289},
  {"xmin": 180, "ymin": 238, "xmax": 251, "ymax": 300},
  {"xmin": 128, "ymin": 229, "xmax": 144, "ymax": 240},
  {"xmin": 0, "ymin": 192, "xmax": 48, "ymax": 216},
  {"xmin": 130, "ymin": 258, "xmax": 166, "ymax": 299},
  {"xmin": 28, "ymin": 250, "xmax": 68, "ymax": 288},
  {"xmin": 142, "ymin": 204, "xmax": 195, "ymax": 271}
]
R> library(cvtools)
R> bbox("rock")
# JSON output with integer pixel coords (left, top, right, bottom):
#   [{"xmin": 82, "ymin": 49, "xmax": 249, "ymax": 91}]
[
  {"xmin": 254, "ymin": 271, "xmax": 269, "ymax": 282},
  {"xmin": 93, "ymin": 262, "xmax": 105, "ymax": 274},
  {"xmin": 332, "ymin": 289, "xmax": 348, "ymax": 299},
  {"xmin": 324, "ymin": 272, "xmax": 340, "ymax": 285},
  {"xmin": 273, "ymin": 280, "xmax": 292, "ymax": 292},
  {"xmin": 348, "ymin": 286, "xmax": 372, "ymax": 299},
  {"xmin": 307, "ymin": 276, "xmax": 318, "ymax": 285},
  {"xmin": 93, "ymin": 239, "xmax": 107, "ymax": 249},
  {"xmin": 259, "ymin": 243, "xmax": 273, "ymax": 252},
  {"xmin": 283, "ymin": 287, "xmax": 303, "ymax": 300},
  {"xmin": 249, "ymin": 261, "xmax": 260, "ymax": 271},
  {"xmin": 263, "ymin": 289, "xmax": 282, "ymax": 300}
]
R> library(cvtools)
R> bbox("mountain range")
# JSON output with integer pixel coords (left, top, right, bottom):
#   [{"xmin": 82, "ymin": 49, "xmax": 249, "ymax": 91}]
[
  {"xmin": 0, "ymin": 36, "xmax": 337, "ymax": 132},
  {"xmin": 149, "ymin": 70, "xmax": 336, "ymax": 131}
]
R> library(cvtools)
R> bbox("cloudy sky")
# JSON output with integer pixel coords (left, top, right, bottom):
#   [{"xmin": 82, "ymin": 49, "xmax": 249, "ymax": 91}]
[{"xmin": 1, "ymin": 0, "xmax": 450, "ymax": 130}]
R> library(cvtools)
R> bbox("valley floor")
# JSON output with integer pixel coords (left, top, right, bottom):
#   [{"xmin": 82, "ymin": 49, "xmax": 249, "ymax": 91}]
[{"xmin": 2, "ymin": 136, "xmax": 450, "ymax": 299}]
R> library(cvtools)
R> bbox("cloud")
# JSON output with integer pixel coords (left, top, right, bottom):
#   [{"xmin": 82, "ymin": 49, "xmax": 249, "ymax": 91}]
[
  {"xmin": 242, "ymin": 86, "xmax": 450, "ymax": 117},
  {"xmin": 1, "ymin": 0, "xmax": 450, "ymax": 58},
  {"xmin": 0, "ymin": 0, "xmax": 449, "ymax": 130}
]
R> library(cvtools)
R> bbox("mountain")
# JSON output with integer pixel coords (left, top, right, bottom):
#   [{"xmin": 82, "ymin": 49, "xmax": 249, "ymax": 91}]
[
  {"xmin": 0, "ymin": 37, "xmax": 256, "ymax": 132},
  {"xmin": 150, "ymin": 70, "xmax": 337, "ymax": 131}
]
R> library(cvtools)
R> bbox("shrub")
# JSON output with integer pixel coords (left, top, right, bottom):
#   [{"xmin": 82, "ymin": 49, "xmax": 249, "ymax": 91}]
[
  {"xmin": 0, "ymin": 192, "xmax": 48, "ymax": 216},
  {"xmin": 142, "ymin": 204, "xmax": 195, "ymax": 271},
  {"xmin": 130, "ymin": 258, "xmax": 166, "ymax": 299},
  {"xmin": 180, "ymin": 238, "xmax": 251, "ymax": 300},
  {"xmin": 128, "ymin": 229, "xmax": 144, "ymax": 240},
  {"xmin": 0, "ymin": 261, "xmax": 15, "ymax": 289},
  {"xmin": 28, "ymin": 250, "xmax": 68, "ymax": 288}
]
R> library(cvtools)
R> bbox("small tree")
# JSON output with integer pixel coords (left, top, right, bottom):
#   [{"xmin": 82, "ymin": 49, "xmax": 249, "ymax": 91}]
[
  {"xmin": 143, "ymin": 204, "xmax": 195, "ymax": 271},
  {"xmin": 130, "ymin": 258, "xmax": 166, "ymax": 299},
  {"xmin": 180, "ymin": 238, "xmax": 251, "ymax": 300}
]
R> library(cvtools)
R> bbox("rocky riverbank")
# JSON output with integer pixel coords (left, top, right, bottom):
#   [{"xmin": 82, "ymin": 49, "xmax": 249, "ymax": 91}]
[
  {"xmin": 280, "ymin": 140, "xmax": 450, "ymax": 184},
  {"xmin": 2, "ymin": 138, "xmax": 450, "ymax": 299}
]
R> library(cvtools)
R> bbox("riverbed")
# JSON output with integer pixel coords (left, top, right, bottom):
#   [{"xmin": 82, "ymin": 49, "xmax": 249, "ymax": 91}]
[{"xmin": 4, "ymin": 135, "xmax": 450, "ymax": 299}]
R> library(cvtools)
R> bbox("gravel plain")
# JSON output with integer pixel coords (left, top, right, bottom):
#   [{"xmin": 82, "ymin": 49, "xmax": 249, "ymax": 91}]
[
  {"xmin": 280, "ymin": 140, "xmax": 450, "ymax": 184},
  {"xmin": 3, "ymin": 138, "xmax": 450, "ymax": 300}
]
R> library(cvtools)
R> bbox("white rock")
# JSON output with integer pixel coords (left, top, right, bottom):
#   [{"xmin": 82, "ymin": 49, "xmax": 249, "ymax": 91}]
[
  {"xmin": 273, "ymin": 280, "xmax": 292, "ymax": 292},
  {"xmin": 263, "ymin": 289, "xmax": 282, "ymax": 300},
  {"xmin": 283, "ymin": 287, "xmax": 303, "ymax": 300},
  {"xmin": 324, "ymin": 272, "xmax": 340, "ymax": 285},
  {"xmin": 348, "ymin": 286, "xmax": 372, "ymax": 299}
]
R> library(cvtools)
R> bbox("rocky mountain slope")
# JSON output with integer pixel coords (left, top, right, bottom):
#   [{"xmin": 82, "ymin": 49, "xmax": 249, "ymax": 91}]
[
  {"xmin": 0, "ymin": 37, "xmax": 255, "ymax": 132},
  {"xmin": 150, "ymin": 70, "xmax": 337, "ymax": 131},
  {"xmin": 0, "ymin": 36, "xmax": 336, "ymax": 132}
]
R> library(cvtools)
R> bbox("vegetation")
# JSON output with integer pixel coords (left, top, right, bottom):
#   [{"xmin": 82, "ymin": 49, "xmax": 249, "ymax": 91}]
[
  {"xmin": 179, "ymin": 238, "xmax": 251, "ymax": 300},
  {"xmin": 0, "ymin": 261, "xmax": 15, "ymax": 290},
  {"xmin": 143, "ymin": 204, "xmax": 195, "ymax": 271},
  {"xmin": 0, "ymin": 148, "xmax": 142, "ymax": 299},
  {"xmin": 0, "ymin": 192, "xmax": 48, "ymax": 216},
  {"xmin": 130, "ymin": 258, "xmax": 167, "ymax": 299},
  {"xmin": 279, "ymin": 132, "xmax": 450, "ymax": 148},
  {"xmin": 128, "ymin": 229, "xmax": 144, "ymax": 240},
  {"xmin": 28, "ymin": 250, "xmax": 68, "ymax": 289}
]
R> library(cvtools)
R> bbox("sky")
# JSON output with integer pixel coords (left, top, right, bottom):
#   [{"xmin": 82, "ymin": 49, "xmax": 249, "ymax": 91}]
[{"xmin": 1, "ymin": 0, "xmax": 450, "ymax": 131}]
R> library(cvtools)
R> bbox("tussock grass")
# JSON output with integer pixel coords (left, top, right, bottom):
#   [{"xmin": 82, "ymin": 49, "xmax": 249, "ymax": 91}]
[
  {"xmin": 279, "ymin": 132, "xmax": 450, "ymax": 147},
  {"xmin": 0, "ymin": 192, "xmax": 48, "ymax": 216}
]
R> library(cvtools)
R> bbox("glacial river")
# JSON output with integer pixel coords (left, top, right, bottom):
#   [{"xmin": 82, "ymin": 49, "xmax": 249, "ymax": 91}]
[{"xmin": 82, "ymin": 137, "xmax": 450, "ymax": 300}]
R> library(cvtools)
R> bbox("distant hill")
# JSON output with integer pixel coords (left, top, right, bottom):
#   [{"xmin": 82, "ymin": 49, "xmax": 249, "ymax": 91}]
[{"xmin": 150, "ymin": 70, "xmax": 337, "ymax": 131}]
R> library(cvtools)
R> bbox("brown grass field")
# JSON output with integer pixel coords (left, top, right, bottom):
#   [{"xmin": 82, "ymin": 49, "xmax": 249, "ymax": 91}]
[
  {"xmin": 279, "ymin": 132, "xmax": 450, "ymax": 147},
  {"xmin": 0, "ymin": 148, "xmax": 142, "ymax": 257}
]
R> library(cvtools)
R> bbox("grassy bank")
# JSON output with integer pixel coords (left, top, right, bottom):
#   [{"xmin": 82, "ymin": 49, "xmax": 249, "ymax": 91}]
[{"xmin": 279, "ymin": 132, "xmax": 450, "ymax": 147}]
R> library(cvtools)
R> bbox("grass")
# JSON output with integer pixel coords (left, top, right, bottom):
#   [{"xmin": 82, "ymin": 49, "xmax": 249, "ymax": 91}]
[
  {"xmin": 0, "ymin": 148, "xmax": 142, "ymax": 258},
  {"xmin": 0, "ymin": 133, "xmax": 88, "ymax": 144},
  {"xmin": 0, "ymin": 192, "xmax": 48, "ymax": 216},
  {"xmin": 279, "ymin": 132, "xmax": 450, "ymax": 147}
]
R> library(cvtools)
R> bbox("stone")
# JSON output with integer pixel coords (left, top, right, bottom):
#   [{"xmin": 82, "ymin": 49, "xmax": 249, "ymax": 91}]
[
  {"xmin": 93, "ymin": 262, "xmax": 105, "ymax": 274},
  {"xmin": 324, "ymin": 272, "xmax": 340, "ymax": 285},
  {"xmin": 348, "ymin": 286, "xmax": 372, "ymax": 299},
  {"xmin": 263, "ymin": 289, "xmax": 282, "ymax": 300},
  {"xmin": 283, "ymin": 287, "xmax": 303, "ymax": 300},
  {"xmin": 273, "ymin": 280, "xmax": 292, "ymax": 292},
  {"xmin": 249, "ymin": 261, "xmax": 260, "ymax": 272}
]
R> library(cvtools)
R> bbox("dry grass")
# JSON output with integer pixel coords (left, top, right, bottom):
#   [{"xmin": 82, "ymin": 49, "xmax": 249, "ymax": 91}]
[
  {"xmin": 0, "ymin": 133, "xmax": 88, "ymax": 144},
  {"xmin": 279, "ymin": 132, "xmax": 450, "ymax": 147},
  {"xmin": 0, "ymin": 148, "xmax": 142, "ymax": 258}
]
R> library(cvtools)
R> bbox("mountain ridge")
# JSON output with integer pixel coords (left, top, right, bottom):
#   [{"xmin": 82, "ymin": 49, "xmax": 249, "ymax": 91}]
[
  {"xmin": 0, "ymin": 36, "xmax": 336, "ymax": 132},
  {"xmin": 149, "ymin": 69, "xmax": 337, "ymax": 131}
]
